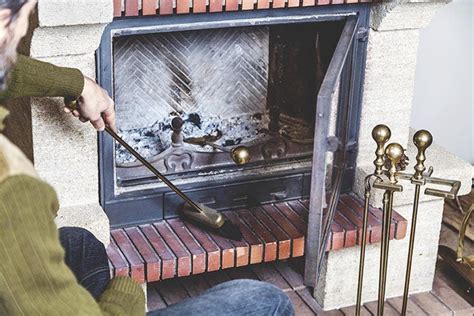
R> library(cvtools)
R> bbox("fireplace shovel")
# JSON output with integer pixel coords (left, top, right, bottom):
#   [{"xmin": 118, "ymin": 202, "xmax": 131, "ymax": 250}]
[{"xmin": 105, "ymin": 126, "xmax": 243, "ymax": 241}]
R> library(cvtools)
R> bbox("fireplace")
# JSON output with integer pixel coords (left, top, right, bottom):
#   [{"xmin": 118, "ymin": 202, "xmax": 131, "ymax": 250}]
[
  {"xmin": 99, "ymin": 7, "xmax": 367, "ymax": 222},
  {"xmin": 97, "ymin": 6, "xmax": 369, "ymax": 288}
]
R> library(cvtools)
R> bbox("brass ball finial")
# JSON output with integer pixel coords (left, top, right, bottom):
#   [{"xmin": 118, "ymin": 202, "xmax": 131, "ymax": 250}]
[
  {"xmin": 413, "ymin": 129, "xmax": 433, "ymax": 180},
  {"xmin": 385, "ymin": 143, "xmax": 404, "ymax": 162},
  {"xmin": 372, "ymin": 125, "xmax": 391, "ymax": 175},
  {"xmin": 372, "ymin": 124, "xmax": 391, "ymax": 143},
  {"xmin": 231, "ymin": 146, "xmax": 251, "ymax": 165},
  {"xmin": 385, "ymin": 143, "xmax": 404, "ymax": 183},
  {"xmin": 413, "ymin": 130, "xmax": 433, "ymax": 150}
]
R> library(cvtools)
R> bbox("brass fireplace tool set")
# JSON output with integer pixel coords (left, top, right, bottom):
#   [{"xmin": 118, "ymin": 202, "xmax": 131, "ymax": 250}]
[{"xmin": 355, "ymin": 125, "xmax": 461, "ymax": 316}]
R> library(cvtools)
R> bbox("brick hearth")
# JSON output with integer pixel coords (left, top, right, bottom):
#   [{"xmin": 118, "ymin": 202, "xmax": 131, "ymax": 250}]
[
  {"xmin": 114, "ymin": 0, "xmax": 376, "ymax": 17},
  {"xmin": 107, "ymin": 193, "xmax": 407, "ymax": 283}
]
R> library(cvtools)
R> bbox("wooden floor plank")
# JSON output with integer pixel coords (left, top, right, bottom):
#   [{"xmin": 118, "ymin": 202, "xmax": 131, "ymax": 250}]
[
  {"xmin": 179, "ymin": 274, "xmax": 211, "ymax": 297},
  {"xmin": 154, "ymin": 222, "xmax": 191, "ymax": 277},
  {"xmin": 111, "ymin": 229, "xmax": 145, "ymax": 283},
  {"xmin": 364, "ymin": 300, "xmax": 399, "ymax": 316},
  {"xmin": 140, "ymin": 224, "xmax": 177, "ymax": 280},
  {"xmin": 339, "ymin": 305, "xmax": 371, "ymax": 316},
  {"xmin": 224, "ymin": 210, "xmax": 264, "ymax": 265},
  {"xmin": 295, "ymin": 289, "xmax": 328, "ymax": 315},
  {"xmin": 410, "ymin": 292, "xmax": 452, "ymax": 315},
  {"xmin": 251, "ymin": 264, "xmax": 292, "ymax": 292},
  {"xmin": 154, "ymin": 278, "xmax": 190, "ymax": 306},
  {"xmin": 125, "ymin": 227, "xmax": 161, "ymax": 282},
  {"xmin": 205, "ymin": 270, "xmax": 232, "ymax": 287},
  {"xmin": 225, "ymin": 266, "xmax": 260, "ymax": 280},
  {"xmin": 167, "ymin": 219, "xmax": 207, "ymax": 275},
  {"xmin": 147, "ymin": 284, "xmax": 168, "ymax": 310},
  {"xmin": 273, "ymin": 261, "xmax": 305, "ymax": 291},
  {"xmin": 287, "ymin": 291, "xmax": 315, "ymax": 315},
  {"xmin": 387, "ymin": 296, "xmax": 428, "ymax": 315},
  {"xmin": 237, "ymin": 208, "xmax": 278, "ymax": 262},
  {"xmin": 432, "ymin": 275, "xmax": 473, "ymax": 313}
]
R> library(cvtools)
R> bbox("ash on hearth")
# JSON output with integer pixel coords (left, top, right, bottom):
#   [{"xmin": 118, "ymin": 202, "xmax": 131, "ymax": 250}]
[{"xmin": 115, "ymin": 112, "xmax": 269, "ymax": 164}]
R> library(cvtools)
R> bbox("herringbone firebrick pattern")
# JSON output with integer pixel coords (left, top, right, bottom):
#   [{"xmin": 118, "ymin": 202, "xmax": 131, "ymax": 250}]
[{"xmin": 114, "ymin": 27, "xmax": 269, "ymax": 130}]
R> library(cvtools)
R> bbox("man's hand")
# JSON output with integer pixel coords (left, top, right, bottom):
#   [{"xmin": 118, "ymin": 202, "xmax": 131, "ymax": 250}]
[{"xmin": 64, "ymin": 76, "xmax": 116, "ymax": 131}]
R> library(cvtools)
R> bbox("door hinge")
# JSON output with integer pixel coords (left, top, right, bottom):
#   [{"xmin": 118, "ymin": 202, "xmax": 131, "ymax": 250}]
[
  {"xmin": 327, "ymin": 136, "xmax": 340, "ymax": 152},
  {"xmin": 357, "ymin": 27, "xmax": 369, "ymax": 42}
]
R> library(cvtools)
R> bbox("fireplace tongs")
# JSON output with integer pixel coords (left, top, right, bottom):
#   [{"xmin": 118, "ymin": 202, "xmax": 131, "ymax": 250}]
[{"xmin": 65, "ymin": 100, "xmax": 243, "ymax": 241}]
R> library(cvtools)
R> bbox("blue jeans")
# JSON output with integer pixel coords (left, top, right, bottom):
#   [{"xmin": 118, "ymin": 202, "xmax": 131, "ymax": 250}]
[
  {"xmin": 149, "ymin": 280, "xmax": 294, "ymax": 316},
  {"xmin": 59, "ymin": 227, "xmax": 111, "ymax": 300},
  {"xmin": 60, "ymin": 227, "xmax": 294, "ymax": 316}
]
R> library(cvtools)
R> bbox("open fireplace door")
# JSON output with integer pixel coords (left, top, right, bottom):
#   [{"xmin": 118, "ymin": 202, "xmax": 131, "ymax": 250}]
[{"xmin": 305, "ymin": 15, "xmax": 360, "ymax": 288}]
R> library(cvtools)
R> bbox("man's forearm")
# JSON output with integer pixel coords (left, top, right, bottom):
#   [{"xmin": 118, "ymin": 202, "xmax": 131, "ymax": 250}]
[{"xmin": 0, "ymin": 55, "xmax": 84, "ymax": 102}]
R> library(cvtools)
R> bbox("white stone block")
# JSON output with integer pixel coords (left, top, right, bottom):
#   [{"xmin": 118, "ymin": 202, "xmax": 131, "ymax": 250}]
[
  {"xmin": 38, "ymin": 53, "xmax": 96, "ymax": 78},
  {"xmin": 38, "ymin": 0, "xmax": 113, "ymax": 27},
  {"xmin": 55, "ymin": 203, "xmax": 110, "ymax": 246},
  {"xmin": 357, "ymin": 29, "xmax": 420, "ymax": 166},
  {"xmin": 371, "ymin": 2, "xmax": 448, "ymax": 31},
  {"xmin": 354, "ymin": 129, "xmax": 473, "ymax": 208},
  {"xmin": 31, "ymin": 24, "xmax": 107, "ymax": 58},
  {"xmin": 315, "ymin": 199, "xmax": 444, "ymax": 310},
  {"xmin": 31, "ymin": 97, "xmax": 99, "ymax": 208}
]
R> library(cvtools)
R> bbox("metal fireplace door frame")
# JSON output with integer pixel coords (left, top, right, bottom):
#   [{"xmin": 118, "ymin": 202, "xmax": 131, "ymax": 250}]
[{"xmin": 305, "ymin": 14, "xmax": 366, "ymax": 288}]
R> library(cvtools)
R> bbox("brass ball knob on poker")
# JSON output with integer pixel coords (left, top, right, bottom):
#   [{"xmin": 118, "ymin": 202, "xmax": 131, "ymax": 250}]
[
  {"xmin": 413, "ymin": 129, "xmax": 433, "ymax": 180},
  {"xmin": 372, "ymin": 124, "xmax": 391, "ymax": 175},
  {"xmin": 385, "ymin": 142, "xmax": 404, "ymax": 184}
]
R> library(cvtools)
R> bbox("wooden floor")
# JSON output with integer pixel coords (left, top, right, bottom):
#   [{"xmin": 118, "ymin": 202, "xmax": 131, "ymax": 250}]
[
  {"xmin": 147, "ymin": 257, "xmax": 474, "ymax": 315},
  {"xmin": 107, "ymin": 194, "xmax": 407, "ymax": 284}
]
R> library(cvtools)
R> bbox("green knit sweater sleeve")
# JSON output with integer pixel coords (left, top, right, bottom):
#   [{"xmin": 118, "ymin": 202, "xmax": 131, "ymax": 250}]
[
  {"xmin": 0, "ymin": 175, "xmax": 145, "ymax": 316},
  {"xmin": 0, "ymin": 54, "xmax": 85, "ymax": 102}
]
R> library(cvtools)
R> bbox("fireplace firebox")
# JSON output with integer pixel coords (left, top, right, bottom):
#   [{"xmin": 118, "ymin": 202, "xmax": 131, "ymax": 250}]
[{"xmin": 98, "ymin": 5, "xmax": 369, "ymax": 287}]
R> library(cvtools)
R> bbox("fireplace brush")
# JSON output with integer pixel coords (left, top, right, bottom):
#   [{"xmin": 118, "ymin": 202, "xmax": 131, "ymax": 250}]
[
  {"xmin": 65, "ymin": 100, "xmax": 243, "ymax": 241},
  {"xmin": 355, "ymin": 125, "xmax": 461, "ymax": 316}
]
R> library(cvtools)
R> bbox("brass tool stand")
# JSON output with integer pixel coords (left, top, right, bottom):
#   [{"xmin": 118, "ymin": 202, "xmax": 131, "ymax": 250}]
[{"xmin": 355, "ymin": 125, "xmax": 461, "ymax": 316}]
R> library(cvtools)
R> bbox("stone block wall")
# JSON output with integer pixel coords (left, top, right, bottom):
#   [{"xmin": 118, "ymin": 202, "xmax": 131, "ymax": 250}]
[{"xmin": 29, "ymin": 0, "xmax": 113, "ymax": 244}]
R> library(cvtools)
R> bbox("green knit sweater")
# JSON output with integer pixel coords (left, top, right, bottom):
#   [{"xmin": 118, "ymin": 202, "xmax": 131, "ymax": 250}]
[{"xmin": 0, "ymin": 56, "xmax": 145, "ymax": 315}]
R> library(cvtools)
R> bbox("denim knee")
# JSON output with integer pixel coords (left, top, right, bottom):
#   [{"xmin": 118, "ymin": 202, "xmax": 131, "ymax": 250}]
[
  {"xmin": 59, "ymin": 227, "xmax": 101, "ymax": 246},
  {"xmin": 213, "ymin": 279, "xmax": 294, "ymax": 315}
]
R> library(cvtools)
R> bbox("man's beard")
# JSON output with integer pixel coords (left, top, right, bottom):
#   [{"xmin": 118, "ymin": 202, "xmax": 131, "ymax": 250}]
[{"xmin": 0, "ymin": 44, "xmax": 17, "ymax": 92}]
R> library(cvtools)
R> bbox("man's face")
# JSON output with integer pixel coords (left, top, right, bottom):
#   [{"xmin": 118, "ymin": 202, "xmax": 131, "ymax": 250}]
[{"xmin": 0, "ymin": 0, "xmax": 36, "ymax": 91}]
